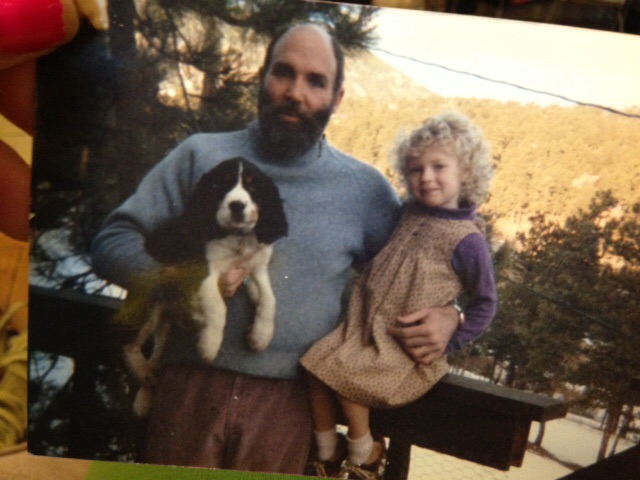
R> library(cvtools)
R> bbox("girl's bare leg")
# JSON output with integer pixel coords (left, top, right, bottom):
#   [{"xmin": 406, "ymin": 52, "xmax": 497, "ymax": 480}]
[
  {"xmin": 306, "ymin": 373, "xmax": 341, "ymax": 461},
  {"xmin": 338, "ymin": 395, "xmax": 384, "ymax": 465},
  {"xmin": 307, "ymin": 373, "xmax": 339, "ymax": 432},
  {"xmin": 338, "ymin": 395, "xmax": 370, "ymax": 439}
]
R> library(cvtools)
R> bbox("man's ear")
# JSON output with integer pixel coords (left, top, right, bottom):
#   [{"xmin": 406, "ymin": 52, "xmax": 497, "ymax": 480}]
[{"xmin": 331, "ymin": 88, "xmax": 345, "ymax": 113}]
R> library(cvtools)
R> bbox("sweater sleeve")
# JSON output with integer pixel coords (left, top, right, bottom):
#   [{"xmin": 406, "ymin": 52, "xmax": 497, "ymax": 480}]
[
  {"xmin": 446, "ymin": 232, "xmax": 498, "ymax": 353},
  {"xmin": 90, "ymin": 137, "xmax": 200, "ymax": 289},
  {"xmin": 358, "ymin": 172, "xmax": 401, "ymax": 266}
]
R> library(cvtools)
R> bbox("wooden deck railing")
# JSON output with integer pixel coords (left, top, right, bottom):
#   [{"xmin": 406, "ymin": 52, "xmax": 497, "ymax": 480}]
[{"xmin": 28, "ymin": 285, "xmax": 574, "ymax": 478}]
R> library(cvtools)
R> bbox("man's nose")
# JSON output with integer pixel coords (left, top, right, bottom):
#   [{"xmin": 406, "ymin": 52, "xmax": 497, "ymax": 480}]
[{"xmin": 286, "ymin": 77, "xmax": 304, "ymax": 102}]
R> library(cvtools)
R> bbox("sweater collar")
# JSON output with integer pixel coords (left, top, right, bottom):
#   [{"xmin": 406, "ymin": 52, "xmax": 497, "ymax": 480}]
[
  {"xmin": 248, "ymin": 121, "xmax": 328, "ymax": 167},
  {"xmin": 407, "ymin": 201, "xmax": 477, "ymax": 221}
]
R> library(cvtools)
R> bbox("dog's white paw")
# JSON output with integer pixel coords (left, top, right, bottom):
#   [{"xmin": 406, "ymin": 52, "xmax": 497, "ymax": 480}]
[
  {"xmin": 133, "ymin": 387, "xmax": 153, "ymax": 417},
  {"xmin": 247, "ymin": 320, "xmax": 274, "ymax": 352},
  {"xmin": 198, "ymin": 325, "xmax": 223, "ymax": 362}
]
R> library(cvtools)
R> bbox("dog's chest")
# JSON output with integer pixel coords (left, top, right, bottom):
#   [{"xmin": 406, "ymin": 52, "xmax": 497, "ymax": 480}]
[{"xmin": 204, "ymin": 235, "xmax": 262, "ymax": 270}]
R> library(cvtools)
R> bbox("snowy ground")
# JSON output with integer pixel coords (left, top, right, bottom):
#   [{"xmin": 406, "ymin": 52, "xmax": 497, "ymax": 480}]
[{"xmin": 407, "ymin": 413, "xmax": 637, "ymax": 480}]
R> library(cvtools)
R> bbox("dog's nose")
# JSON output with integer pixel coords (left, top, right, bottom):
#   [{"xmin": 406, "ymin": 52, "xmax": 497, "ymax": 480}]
[{"xmin": 229, "ymin": 201, "xmax": 246, "ymax": 220}]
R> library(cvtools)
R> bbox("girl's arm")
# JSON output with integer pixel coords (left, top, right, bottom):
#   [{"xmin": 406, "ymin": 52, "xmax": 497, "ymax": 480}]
[{"xmin": 447, "ymin": 232, "xmax": 498, "ymax": 353}]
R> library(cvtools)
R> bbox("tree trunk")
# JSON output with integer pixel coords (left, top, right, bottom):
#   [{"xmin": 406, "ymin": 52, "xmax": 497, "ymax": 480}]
[
  {"xmin": 108, "ymin": 0, "xmax": 151, "ymax": 201},
  {"xmin": 505, "ymin": 361, "xmax": 517, "ymax": 388},
  {"xmin": 491, "ymin": 357, "xmax": 500, "ymax": 384},
  {"xmin": 609, "ymin": 404, "xmax": 634, "ymax": 456},
  {"xmin": 598, "ymin": 400, "xmax": 623, "ymax": 461},
  {"xmin": 533, "ymin": 421, "xmax": 546, "ymax": 447}
]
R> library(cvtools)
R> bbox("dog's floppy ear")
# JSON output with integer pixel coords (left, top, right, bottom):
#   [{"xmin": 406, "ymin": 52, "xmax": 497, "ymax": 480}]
[
  {"xmin": 255, "ymin": 196, "xmax": 289, "ymax": 245},
  {"xmin": 255, "ymin": 191, "xmax": 288, "ymax": 245},
  {"xmin": 181, "ymin": 166, "xmax": 227, "ymax": 239},
  {"xmin": 146, "ymin": 162, "xmax": 233, "ymax": 263},
  {"xmin": 244, "ymin": 162, "xmax": 288, "ymax": 245}
]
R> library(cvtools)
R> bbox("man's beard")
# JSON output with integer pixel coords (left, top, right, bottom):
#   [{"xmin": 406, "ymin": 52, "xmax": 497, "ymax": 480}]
[{"xmin": 257, "ymin": 87, "xmax": 334, "ymax": 160}]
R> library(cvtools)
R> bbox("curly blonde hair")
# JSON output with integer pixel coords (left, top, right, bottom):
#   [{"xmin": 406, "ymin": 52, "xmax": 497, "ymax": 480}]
[{"xmin": 392, "ymin": 111, "xmax": 493, "ymax": 207}]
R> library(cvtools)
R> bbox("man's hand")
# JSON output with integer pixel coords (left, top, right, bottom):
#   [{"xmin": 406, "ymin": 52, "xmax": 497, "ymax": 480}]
[
  {"xmin": 387, "ymin": 305, "xmax": 459, "ymax": 365},
  {"xmin": 218, "ymin": 264, "xmax": 250, "ymax": 297}
]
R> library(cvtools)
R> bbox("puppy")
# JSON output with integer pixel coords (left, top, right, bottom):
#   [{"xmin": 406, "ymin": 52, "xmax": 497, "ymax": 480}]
[{"xmin": 121, "ymin": 157, "xmax": 288, "ymax": 416}]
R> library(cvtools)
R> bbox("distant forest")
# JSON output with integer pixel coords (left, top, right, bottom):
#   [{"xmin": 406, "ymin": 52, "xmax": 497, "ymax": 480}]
[{"xmin": 325, "ymin": 60, "xmax": 640, "ymax": 241}]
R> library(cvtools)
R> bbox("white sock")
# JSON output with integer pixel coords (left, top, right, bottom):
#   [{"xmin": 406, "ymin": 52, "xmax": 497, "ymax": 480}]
[
  {"xmin": 347, "ymin": 431, "xmax": 374, "ymax": 465},
  {"xmin": 315, "ymin": 429, "xmax": 339, "ymax": 461}
]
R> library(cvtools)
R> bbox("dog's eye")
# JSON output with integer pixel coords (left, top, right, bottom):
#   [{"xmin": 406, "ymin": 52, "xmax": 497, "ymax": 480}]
[{"xmin": 244, "ymin": 175, "xmax": 254, "ymax": 186}]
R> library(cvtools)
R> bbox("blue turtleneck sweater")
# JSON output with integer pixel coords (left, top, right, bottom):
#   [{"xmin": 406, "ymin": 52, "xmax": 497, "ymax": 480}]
[{"xmin": 91, "ymin": 123, "xmax": 401, "ymax": 379}]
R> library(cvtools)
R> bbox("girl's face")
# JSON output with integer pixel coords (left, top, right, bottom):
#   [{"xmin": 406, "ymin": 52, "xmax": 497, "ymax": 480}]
[{"xmin": 406, "ymin": 144, "xmax": 462, "ymax": 209}]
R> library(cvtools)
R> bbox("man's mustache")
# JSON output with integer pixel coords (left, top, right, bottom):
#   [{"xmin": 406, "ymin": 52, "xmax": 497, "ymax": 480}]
[
  {"xmin": 270, "ymin": 101, "xmax": 325, "ymax": 130},
  {"xmin": 272, "ymin": 104, "xmax": 315, "ymax": 121}
]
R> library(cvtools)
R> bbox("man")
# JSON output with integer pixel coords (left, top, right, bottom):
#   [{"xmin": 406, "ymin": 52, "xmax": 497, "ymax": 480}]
[{"xmin": 91, "ymin": 23, "xmax": 459, "ymax": 475}]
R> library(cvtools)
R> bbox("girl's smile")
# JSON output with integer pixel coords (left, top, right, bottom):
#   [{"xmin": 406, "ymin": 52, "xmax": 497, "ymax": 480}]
[{"xmin": 406, "ymin": 144, "xmax": 462, "ymax": 209}]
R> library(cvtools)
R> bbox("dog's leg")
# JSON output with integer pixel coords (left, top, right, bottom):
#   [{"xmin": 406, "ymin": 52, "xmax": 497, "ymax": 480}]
[
  {"xmin": 197, "ymin": 271, "xmax": 227, "ymax": 362},
  {"xmin": 132, "ymin": 315, "xmax": 172, "ymax": 417},
  {"xmin": 124, "ymin": 305, "xmax": 167, "ymax": 417},
  {"xmin": 133, "ymin": 386, "xmax": 154, "ymax": 417},
  {"xmin": 148, "ymin": 315, "xmax": 171, "ymax": 370},
  {"xmin": 245, "ymin": 277, "xmax": 261, "ymax": 305},
  {"xmin": 123, "ymin": 305, "xmax": 162, "ymax": 385},
  {"xmin": 247, "ymin": 263, "xmax": 276, "ymax": 352}
]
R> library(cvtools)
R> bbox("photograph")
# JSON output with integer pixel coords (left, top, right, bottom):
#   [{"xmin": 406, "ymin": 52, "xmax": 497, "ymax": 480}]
[{"xmin": 25, "ymin": 0, "xmax": 640, "ymax": 479}]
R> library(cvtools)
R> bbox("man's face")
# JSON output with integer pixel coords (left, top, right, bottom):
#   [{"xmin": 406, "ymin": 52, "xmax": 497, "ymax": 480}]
[{"xmin": 258, "ymin": 26, "xmax": 344, "ymax": 158}]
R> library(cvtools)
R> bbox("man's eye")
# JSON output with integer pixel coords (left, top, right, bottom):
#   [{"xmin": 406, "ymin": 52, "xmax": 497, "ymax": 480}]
[
  {"xmin": 308, "ymin": 75, "xmax": 326, "ymax": 89},
  {"xmin": 271, "ymin": 64, "xmax": 293, "ymax": 78}
]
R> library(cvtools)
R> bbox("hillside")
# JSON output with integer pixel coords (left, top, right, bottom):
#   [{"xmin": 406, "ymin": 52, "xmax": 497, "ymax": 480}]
[{"xmin": 326, "ymin": 49, "xmax": 640, "ymax": 240}]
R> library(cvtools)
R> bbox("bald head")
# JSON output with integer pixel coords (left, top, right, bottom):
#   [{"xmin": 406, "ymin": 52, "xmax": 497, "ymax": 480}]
[{"xmin": 261, "ymin": 24, "xmax": 345, "ymax": 95}]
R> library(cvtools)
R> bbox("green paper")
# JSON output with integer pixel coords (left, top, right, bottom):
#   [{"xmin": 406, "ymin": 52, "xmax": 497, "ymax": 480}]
[{"xmin": 86, "ymin": 461, "xmax": 310, "ymax": 480}]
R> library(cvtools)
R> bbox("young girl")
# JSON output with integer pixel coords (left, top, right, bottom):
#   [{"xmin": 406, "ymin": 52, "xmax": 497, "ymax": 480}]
[{"xmin": 300, "ymin": 112, "xmax": 498, "ymax": 479}]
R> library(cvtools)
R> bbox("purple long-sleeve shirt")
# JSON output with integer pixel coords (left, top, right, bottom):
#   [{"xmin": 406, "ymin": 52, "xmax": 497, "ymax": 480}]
[{"xmin": 421, "ymin": 205, "xmax": 498, "ymax": 354}]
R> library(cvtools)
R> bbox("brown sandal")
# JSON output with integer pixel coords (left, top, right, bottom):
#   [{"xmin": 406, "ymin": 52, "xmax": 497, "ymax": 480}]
[
  {"xmin": 339, "ymin": 436, "xmax": 387, "ymax": 480},
  {"xmin": 307, "ymin": 433, "xmax": 348, "ymax": 478}
]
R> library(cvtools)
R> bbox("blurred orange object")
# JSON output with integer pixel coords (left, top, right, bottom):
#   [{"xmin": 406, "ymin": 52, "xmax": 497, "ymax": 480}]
[
  {"xmin": 0, "ymin": 234, "xmax": 28, "ymax": 333},
  {"xmin": 0, "ymin": 234, "xmax": 28, "ymax": 449}
]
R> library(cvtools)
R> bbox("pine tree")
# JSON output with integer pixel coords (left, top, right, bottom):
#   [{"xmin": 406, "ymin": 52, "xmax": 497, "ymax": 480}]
[{"xmin": 32, "ymin": 0, "xmax": 379, "ymax": 290}]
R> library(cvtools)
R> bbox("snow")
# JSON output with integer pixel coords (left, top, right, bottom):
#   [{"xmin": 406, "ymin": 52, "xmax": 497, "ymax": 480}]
[
  {"xmin": 373, "ymin": 9, "xmax": 640, "ymax": 109},
  {"xmin": 30, "ymin": 226, "xmax": 126, "ymax": 299},
  {"xmin": 407, "ymin": 413, "xmax": 637, "ymax": 479}
]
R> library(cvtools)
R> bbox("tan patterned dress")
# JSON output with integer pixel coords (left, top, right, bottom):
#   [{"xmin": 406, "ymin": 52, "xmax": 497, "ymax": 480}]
[{"xmin": 300, "ymin": 205, "xmax": 481, "ymax": 408}]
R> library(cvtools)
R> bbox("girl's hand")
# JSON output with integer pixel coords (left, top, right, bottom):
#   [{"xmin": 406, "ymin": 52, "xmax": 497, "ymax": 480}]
[{"xmin": 387, "ymin": 305, "xmax": 459, "ymax": 365}]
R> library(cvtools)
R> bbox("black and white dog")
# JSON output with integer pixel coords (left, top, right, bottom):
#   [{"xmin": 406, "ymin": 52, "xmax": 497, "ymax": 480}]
[{"xmin": 122, "ymin": 157, "xmax": 288, "ymax": 416}]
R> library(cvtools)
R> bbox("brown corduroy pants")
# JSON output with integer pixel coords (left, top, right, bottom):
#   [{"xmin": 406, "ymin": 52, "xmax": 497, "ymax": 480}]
[{"xmin": 142, "ymin": 364, "xmax": 313, "ymax": 474}]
